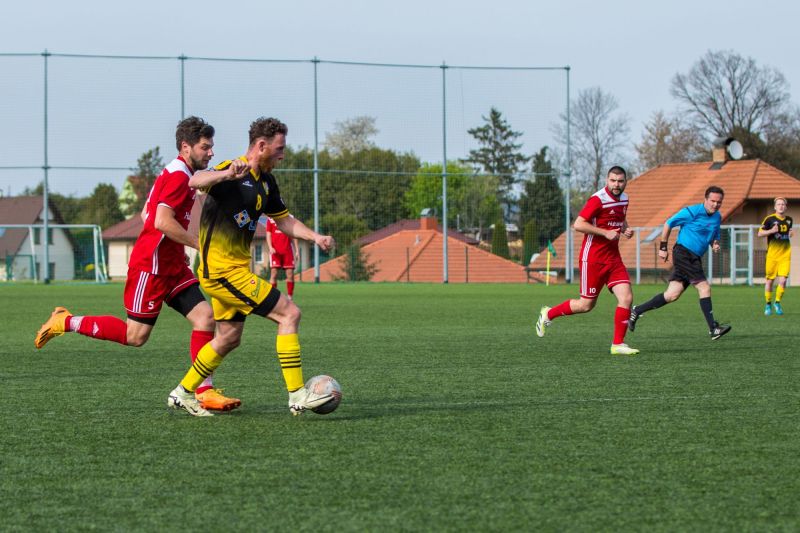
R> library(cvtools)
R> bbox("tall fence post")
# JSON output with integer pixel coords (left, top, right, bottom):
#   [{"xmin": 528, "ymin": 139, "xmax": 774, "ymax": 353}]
[
  {"xmin": 441, "ymin": 62, "xmax": 449, "ymax": 284},
  {"xmin": 42, "ymin": 49, "xmax": 50, "ymax": 284},
  {"xmin": 312, "ymin": 57, "xmax": 321, "ymax": 283},
  {"xmin": 564, "ymin": 65, "xmax": 572, "ymax": 283},
  {"xmin": 179, "ymin": 54, "xmax": 186, "ymax": 118}
]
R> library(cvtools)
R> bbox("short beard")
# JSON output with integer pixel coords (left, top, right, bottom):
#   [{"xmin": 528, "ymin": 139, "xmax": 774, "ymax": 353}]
[{"xmin": 190, "ymin": 156, "xmax": 209, "ymax": 171}]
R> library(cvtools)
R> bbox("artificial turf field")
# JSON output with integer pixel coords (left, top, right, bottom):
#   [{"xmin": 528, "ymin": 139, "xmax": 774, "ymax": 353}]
[{"xmin": 1, "ymin": 282, "xmax": 798, "ymax": 531}]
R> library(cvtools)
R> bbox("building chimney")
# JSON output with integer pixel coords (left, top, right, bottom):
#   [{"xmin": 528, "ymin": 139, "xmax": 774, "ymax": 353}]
[
  {"xmin": 711, "ymin": 137, "xmax": 743, "ymax": 169},
  {"xmin": 420, "ymin": 216, "xmax": 437, "ymax": 231}
]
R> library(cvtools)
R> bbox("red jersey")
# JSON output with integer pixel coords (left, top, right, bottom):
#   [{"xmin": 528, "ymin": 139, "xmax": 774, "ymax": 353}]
[
  {"xmin": 128, "ymin": 156, "xmax": 196, "ymax": 276},
  {"xmin": 577, "ymin": 186, "xmax": 629, "ymax": 264},
  {"xmin": 266, "ymin": 216, "xmax": 293, "ymax": 253}
]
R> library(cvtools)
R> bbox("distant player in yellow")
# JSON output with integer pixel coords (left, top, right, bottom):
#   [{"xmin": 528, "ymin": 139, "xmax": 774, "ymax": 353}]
[{"xmin": 758, "ymin": 197, "xmax": 794, "ymax": 316}]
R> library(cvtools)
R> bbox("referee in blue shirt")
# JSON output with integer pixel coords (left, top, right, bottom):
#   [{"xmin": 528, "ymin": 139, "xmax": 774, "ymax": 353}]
[{"xmin": 628, "ymin": 186, "xmax": 731, "ymax": 340}]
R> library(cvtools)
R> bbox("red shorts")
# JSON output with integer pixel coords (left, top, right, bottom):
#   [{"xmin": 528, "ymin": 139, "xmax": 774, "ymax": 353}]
[
  {"xmin": 579, "ymin": 261, "xmax": 630, "ymax": 299},
  {"xmin": 124, "ymin": 266, "xmax": 199, "ymax": 319},
  {"xmin": 270, "ymin": 250, "xmax": 295, "ymax": 269}
]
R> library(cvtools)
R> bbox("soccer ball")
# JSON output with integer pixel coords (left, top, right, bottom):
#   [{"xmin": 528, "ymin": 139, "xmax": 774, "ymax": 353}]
[{"xmin": 305, "ymin": 375, "xmax": 342, "ymax": 415}]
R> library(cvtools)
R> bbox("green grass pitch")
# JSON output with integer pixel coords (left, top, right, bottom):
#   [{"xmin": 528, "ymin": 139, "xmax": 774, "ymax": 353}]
[{"xmin": 1, "ymin": 282, "xmax": 798, "ymax": 530}]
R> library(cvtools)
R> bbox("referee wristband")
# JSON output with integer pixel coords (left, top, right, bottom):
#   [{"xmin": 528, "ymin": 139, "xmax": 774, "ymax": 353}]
[{"xmin": 659, "ymin": 241, "xmax": 668, "ymax": 252}]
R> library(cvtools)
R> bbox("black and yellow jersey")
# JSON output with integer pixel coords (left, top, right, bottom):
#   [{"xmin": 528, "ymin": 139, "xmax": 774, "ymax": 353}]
[
  {"xmin": 198, "ymin": 157, "xmax": 288, "ymax": 278},
  {"xmin": 761, "ymin": 213, "xmax": 793, "ymax": 256}
]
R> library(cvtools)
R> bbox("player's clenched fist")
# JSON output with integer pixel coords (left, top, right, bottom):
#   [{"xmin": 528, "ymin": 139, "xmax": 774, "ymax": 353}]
[{"xmin": 315, "ymin": 235, "xmax": 335, "ymax": 252}]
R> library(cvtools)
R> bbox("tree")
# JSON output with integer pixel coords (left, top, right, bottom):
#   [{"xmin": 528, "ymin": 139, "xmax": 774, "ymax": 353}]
[
  {"xmin": 671, "ymin": 50, "xmax": 792, "ymax": 138},
  {"xmin": 554, "ymin": 87, "xmax": 630, "ymax": 191},
  {"xmin": 332, "ymin": 243, "xmax": 379, "ymax": 281},
  {"xmin": 463, "ymin": 107, "xmax": 530, "ymax": 216},
  {"xmin": 81, "ymin": 183, "xmax": 124, "ymax": 229},
  {"xmin": 671, "ymin": 50, "xmax": 800, "ymax": 177},
  {"xmin": 280, "ymin": 145, "xmax": 419, "ymax": 232},
  {"xmin": 491, "ymin": 218, "xmax": 509, "ymax": 259},
  {"xmin": 324, "ymin": 116, "xmax": 379, "ymax": 155},
  {"xmin": 517, "ymin": 147, "xmax": 565, "ymax": 249},
  {"xmin": 320, "ymin": 213, "xmax": 369, "ymax": 250},
  {"xmin": 457, "ymin": 174, "xmax": 502, "ymax": 240},
  {"xmin": 522, "ymin": 219, "xmax": 538, "ymax": 266},
  {"xmin": 403, "ymin": 161, "xmax": 472, "ymax": 221},
  {"xmin": 635, "ymin": 111, "xmax": 707, "ymax": 170},
  {"xmin": 120, "ymin": 147, "xmax": 163, "ymax": 218}
]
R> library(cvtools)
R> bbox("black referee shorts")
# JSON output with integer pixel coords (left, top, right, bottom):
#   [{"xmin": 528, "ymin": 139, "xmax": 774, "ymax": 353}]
[{"xmin": 669, "ymin": 244, "xmax": 707, "ymax": 287}]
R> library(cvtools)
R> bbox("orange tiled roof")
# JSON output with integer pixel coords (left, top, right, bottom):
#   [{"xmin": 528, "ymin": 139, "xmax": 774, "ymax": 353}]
[
  {"xmin": 302, "ymin": 229, "xmax": 528, "ymax": 283},
  {"xmin": 531, "ymin": 159, "xmax": 800, "ymax": 272}
]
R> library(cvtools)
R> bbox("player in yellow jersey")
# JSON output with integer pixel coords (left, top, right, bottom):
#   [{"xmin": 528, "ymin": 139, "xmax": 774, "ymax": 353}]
[
  {"xmin": 166, "ymin": 117, "xmax": 337, "ymax": 417},
  {"xmin": 758, "ymin": 197, "xmax": 794, "ymax": 316}
]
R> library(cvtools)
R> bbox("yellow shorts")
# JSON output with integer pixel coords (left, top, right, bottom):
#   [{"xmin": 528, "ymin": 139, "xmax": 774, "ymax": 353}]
[
  {"xmin": 765, "ymin": 255, "xmax": 791, "ymax": 280},
  {"xmin": 200, "ymin": 268, "xmax": 280, "ymax": 321}
]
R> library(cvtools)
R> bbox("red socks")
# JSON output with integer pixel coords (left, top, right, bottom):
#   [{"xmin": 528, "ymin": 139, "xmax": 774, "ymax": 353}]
[
  {"xmin": 72, "ymin": 315, "xmax": 128, "ymax": 345},
  {"xmin": 287, "ymin": 281, "xmax": 294, "ymax": 297},
  {"xmin": 547, "ymin": 300, "xmax": 574, "ymax": 320},
  {"xmin": 613, "ymin": 306, "xmax": 629, "ymax": 344}
]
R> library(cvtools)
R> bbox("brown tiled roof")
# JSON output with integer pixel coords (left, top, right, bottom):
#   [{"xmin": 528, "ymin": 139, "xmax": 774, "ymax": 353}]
[
  {"xmin": 356, "ymin": 219, "xmax": 479, "ymax": 246},
  {"xmin": 530, "ymin": 159, "xmax": 800, "ymax": 272},
  {"xmin": 302, "ymin": 229, "xmax": 527, "ymax": 282},
  {"xmin": 0, "ymin": 196, "xmax": 65, "ymax": 258}
]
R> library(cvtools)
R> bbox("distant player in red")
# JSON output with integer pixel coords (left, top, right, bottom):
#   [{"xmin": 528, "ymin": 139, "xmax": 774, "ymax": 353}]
[
  {"xmin": 266, "ymin": 215, "xmax": 299, "ymax": 299},
  {"xmin": 535, "ymin": 166, "xmax": 639, "ymax": 355},
  {"xmin": 34, "ymin": 117, "xmax": 248, "ymax": 411}
]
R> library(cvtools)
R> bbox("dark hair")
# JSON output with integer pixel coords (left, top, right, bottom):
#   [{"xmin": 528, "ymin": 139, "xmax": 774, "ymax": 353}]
[
  {"xmin": 705, "ymin": 185, "xmax": 724, "ymax": 198},
  {"xmin": 175, "ymin": 116, "xmax": 214, "ymax": 151},
  {"xmin": 249, "ymin": 117, "xmax": 288, "ymax": 146},
  {"xmin": 608, "ymin": 165, "xmax": 627, "ymax": 179}
]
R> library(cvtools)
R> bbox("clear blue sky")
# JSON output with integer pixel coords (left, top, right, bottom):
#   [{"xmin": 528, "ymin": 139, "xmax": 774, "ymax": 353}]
[{"xmin": 3, "ymin": 0, "xmax": 799, "ymax": 194}]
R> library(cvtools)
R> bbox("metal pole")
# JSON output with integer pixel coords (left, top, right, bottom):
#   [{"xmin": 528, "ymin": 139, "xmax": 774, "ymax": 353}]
[
  {"xmin": 564, "ymin": 66, "xmax": 572, "ymax": 284},
  {"xmin": 179, "ymin": 54, "xmax": 186, "ymax": 118},
  {"xmin": 465, "ymin": 245, "xmax": 468, "ymax": 283},
  {"xmin": 635, "ymin": 227, "xmax": 641, "ymax": 285},
  {"xmin": 312, "ymin": 57, "xmax": 321, "ymax": 283},
  {"xmin": 94, "ymin": 226, "xmax": 100, "ymax": 283},
  {"xmin": 747, "ymin": 226, "xmax": 754, "ymax": 286},
  {"xmin": 42, "ymin": 49, "xmax": 50, "ymax": 284},
  {"xmin": 708, "ymin": 238, "xmax": 714, "ymax": 285},
  {"xmin": 729, "ymin": 227, "xmax": 735, "ymax": 285},
  {"xmin": 441, "ymin": 62, "xmax": 449, "ymax": 284}
]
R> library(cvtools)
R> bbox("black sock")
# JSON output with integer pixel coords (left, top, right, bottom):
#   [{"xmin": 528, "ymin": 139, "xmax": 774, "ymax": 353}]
[
  {"xmin": 636, "ymin": 293, "xmax": 667, "ymax": 315},
  {"xmin": 699, "ymin": 297, "xmax": 716, "ymax": 330}
]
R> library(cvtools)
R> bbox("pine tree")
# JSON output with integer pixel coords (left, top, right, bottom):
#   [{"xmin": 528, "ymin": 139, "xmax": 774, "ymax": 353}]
[
  {"xmin": 463, "ymin": 107, "xmax": 530, "ymax": 217},
  {"xmin": 491, "ymin": 218, "xmax": 510, "ymax": 259},
  {"xmin": 522, "ymin": 219, "xmax": 538, "ymax": 265},
  {"xmin": 518, "ymin": 147, "xmax": 565, "ymax": 249}
]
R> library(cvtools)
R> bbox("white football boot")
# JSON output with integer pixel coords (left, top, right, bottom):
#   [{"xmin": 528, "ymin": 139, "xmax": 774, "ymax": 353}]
[
  {"xmin": 168, "ymin": 385, "xmax": 213, "ymax": 417},
  {"xmin": 610, "ymin": 343, "xmax": 640, "ymax": 356},
  {"xmin": 535, "ymin": 306, "xmax": 551, "ymax": 338},
  {"xmin": 288, "ymin": 387, "xmax": 334, "ymax": 416}
]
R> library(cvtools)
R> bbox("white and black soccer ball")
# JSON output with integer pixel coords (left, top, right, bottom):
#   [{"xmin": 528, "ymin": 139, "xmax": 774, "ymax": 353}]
[{"xmin": 306, "ymin": 375, "xmax": 342, "ymax": 415}]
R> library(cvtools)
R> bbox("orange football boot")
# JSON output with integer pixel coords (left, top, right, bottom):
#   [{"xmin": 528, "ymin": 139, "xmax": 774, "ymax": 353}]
[
  {"xmin": 34, "ymin": 306, "xmax": 71, "ymax": 349},
  {"xmin": 195, "ymin": 389, "xmax": 242, "ymax": 412}
]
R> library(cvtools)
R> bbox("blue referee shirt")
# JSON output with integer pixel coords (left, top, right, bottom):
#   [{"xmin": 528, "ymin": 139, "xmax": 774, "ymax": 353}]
[{"xmin": 666, "ymin": 203, "xmax": 722, "ymax": 257}]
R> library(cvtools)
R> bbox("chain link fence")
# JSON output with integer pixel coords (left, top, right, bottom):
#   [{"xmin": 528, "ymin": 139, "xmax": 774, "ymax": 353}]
[{"xmin": 1, "ymin": 51, "xmax": 571, "ymax": 283}]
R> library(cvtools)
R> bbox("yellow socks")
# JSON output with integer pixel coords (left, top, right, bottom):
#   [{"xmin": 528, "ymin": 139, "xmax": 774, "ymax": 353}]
[
  {"xmin": 180, "ymin": 343, "xmax": 224, "ymax": 393},
  {"xmin": 776, "ymin": 286, "xmax": 785, "ymax": 303},
  {"xmin": 765, "ymin": 291, "xmax": 773, "ymax": 304},
  {"xmin": 277, "ymin": 333, "xmax": 304, "ymax": 392}
]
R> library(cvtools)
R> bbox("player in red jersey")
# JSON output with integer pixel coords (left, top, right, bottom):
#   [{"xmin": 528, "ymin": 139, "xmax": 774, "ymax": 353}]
[
  {"xmin": 34, "ymin": 117, "xmax": 249, "ymax": 412},
  {"xmin": 535, "ymin": 166, "xmax": 639, "ymax": 355},
  {"xmin": 265, "ymin": 215, "xmax": 300, "ymax": 299}
]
